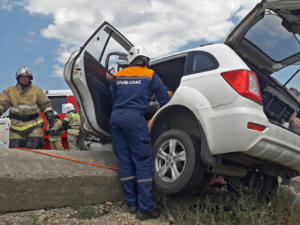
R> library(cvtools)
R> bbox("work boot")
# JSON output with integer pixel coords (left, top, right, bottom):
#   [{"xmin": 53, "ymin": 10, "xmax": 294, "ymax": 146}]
[
  {"xmin": 136, "ymin": 208, "xmax": 161, "ymax": 220},
  {"xmin": 123, "ymin": 205, "xmax": 137, "ymax": 214},
  {"xmin": 127, "ymin": 206, "xmax": 137, "ymax": 214}
]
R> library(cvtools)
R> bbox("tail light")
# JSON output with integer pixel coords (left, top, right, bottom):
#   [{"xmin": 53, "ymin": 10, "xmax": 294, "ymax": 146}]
[
  {"xmin": 221, "ymin": 70, "xmax": 262, "ymax": 105},
  {"xmin": 247, "ymin": 122, "xmax": 266, "ymax": 132}
]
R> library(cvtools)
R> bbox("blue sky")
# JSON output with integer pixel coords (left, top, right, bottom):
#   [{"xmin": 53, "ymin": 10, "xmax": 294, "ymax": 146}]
[
  {"xmin": 0, "ymin": 5, "xmax": 69, "ymax": 91},
  {"xmin": 0, "ymin": 0, "xmax": 299, "ymax": 92}
]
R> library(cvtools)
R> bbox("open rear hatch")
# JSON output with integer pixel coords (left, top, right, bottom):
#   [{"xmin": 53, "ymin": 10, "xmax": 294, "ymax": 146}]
[
  {"xmin": 225, "ymin": 0, "xmax": 300, "ymax": 129},
  {"xmin": 225, "ymin": 0, "xmax": 300, "ymax": 74}
]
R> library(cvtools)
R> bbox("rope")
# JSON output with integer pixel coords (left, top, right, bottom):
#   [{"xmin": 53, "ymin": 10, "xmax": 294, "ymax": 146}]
[{"xmin": 15, "ymin": 148, "xmax": 118, "ymax": 170}]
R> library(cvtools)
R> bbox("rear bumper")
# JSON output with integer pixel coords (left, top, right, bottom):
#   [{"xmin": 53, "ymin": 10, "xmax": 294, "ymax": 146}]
[
  {"xmin": 246, "ymin": 123, "xmax": 300, "ymax": 172},
  {"xmin": 201, "ymin": 103, "xmax": 300, "ymax": 173}
]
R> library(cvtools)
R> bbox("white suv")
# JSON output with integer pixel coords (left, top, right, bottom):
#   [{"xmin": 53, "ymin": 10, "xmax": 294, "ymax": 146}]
[
  {"xmin": 64, "ymin": 0, "xmax": 300, "ymax": 195},
  {"xmin": 0, "ymin": 110, "xmax": 10, "ymax": 146}
]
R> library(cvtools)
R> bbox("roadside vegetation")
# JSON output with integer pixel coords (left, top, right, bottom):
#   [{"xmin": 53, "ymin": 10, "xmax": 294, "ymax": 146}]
[
  {"xmin": 70, "ymin": 204, "xmax": 103, "ymax": 220},
  {"xmin": 166, "ymin": 187, "xmax": 300, "ymax": 225},
  {"xmin": 1, "ymin": 184, "xmax": 299, "ymax": 225}
]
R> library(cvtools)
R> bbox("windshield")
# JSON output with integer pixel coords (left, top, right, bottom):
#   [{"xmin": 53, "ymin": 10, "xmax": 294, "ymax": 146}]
[{"xmin": 245, "ymin": 13, "xmax": 300, "ymax": 62}]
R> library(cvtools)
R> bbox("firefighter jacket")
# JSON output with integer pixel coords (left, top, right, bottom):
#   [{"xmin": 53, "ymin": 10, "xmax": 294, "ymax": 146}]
[
  {"xmin": 0, "ymin": 83, "xmax": 52, "ymax": 134},
  {"xmin": 46, "ymin": 118, "xmax": 62, "ymax": 141},
  {"xmin": 110, "ymin": 66, "xmax": 170, "ymax": 112},
  {"xmin": 62, "ymin": 110, "xmax": 81, "ymax": 136}
]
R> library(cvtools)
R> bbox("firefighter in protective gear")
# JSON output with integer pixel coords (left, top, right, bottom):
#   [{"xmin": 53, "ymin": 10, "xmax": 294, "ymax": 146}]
[
  {"xmin": 110, "ymin": 46, "xmax": 170, "ymax": 219},
  {"xmin": 44, "ymin": 111, "xmax": 64, "ymax": 150},
  {"xmin": 54, "ymin": 103, "xmax": 81, "ymax": 150},
  {"xmin": 0, "ymin": 66, "xmax": 54, "ymax": 149}
]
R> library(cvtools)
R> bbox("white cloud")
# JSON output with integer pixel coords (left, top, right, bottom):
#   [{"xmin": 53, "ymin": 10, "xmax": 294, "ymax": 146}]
[
  {"xmin": 13, "ymin": 0, "xmax": 261, "ymax": 76},
  {"xmin": 235, "ymin": 0, "xmax": 261, "ymax": 19},
  {"xmin": 31, "ymin": 56, "xmax": 44, "ymax": 65},
  {"xmin": 52, "ymin": 64, "xmax": 63, "ymax": 77},
  {"xmin": 0, "ymin": 0, "xmax": 22, "ymax": 10},
  {"xmin": 0, "ymin": 0, "xmax": 13, "ymax": 10}
]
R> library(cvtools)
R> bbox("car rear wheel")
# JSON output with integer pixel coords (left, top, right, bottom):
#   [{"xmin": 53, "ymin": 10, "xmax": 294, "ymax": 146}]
[
  {"xmin": 226, "ymin": 171, "xmax": 278, "ymax": 195},
  {"xmin": 153, "ymin": 129, "xmax": 205, "ymax": 195}
]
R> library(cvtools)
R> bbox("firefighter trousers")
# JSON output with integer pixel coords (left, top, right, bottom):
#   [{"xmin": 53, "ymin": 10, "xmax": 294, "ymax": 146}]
[{"xmin": 9, "ymin": 127, "xmax": 43, "ymax": 149}]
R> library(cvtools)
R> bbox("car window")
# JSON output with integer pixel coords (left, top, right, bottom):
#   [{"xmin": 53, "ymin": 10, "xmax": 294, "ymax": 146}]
[
  {"xmin": 185, "ymin": 51, "xmax": 219, "ymax": 75},
  {"xmin": 85, "ymin": 28, "xmax": 110, "ymax": 63},
  {"xmin": 104, "ymin": 52, "xmax": 128, "ymax": 75},
  {"xmin": 272, "ymin": 65, "xmax": 300, "ymax": 89},
  {"xmin": 48, "ymin": 96, "xmax": 67, "ymax": 114},
  {"xmin": 100, "ymin": 38, "xmax": 128, "ymax": 71},
  {"xmin": 245, "ymin": 13, "xmax": 300, "ymax": 62},
  {"xmin": 84, "ymin": 25, "xmax": 130, "ymax": 68},
  {"xmin": 150, "ymin": 57, "xmax": 186, "ymax": 91}
]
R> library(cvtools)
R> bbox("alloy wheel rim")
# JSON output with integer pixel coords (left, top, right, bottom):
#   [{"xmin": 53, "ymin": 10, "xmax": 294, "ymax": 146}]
[{"xmin": 155, "ymin": 138, "xmax": 186, "ymax": 182}]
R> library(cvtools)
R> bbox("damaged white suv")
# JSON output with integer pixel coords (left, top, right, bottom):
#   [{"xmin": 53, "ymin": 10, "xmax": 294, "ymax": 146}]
[{"xmin": 64, "ymin": 0, "xmax": 300, "ymax": 195}]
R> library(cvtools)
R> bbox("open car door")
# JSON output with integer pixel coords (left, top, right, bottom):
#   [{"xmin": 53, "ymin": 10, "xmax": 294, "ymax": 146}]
[{"xmin": 64, "ymin": 22, "xmax": 133, "ymax": 140}]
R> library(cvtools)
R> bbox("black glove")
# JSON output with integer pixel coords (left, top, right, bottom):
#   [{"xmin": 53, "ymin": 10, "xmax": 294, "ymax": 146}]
[
  {"xmin": 44, "ymin": 129, "xmax": 50, "ymax": 136},
  {"xmin": 50, "ymin": 127, "xmax": 63, "ymax": 136},
  {"xmin": 144, "ymin": 101, "xmax": 160, "ymax": 120},
  {"xmin": 44, "ymin": 110, "xmax": 55, "ymax": 129},
  {"xmin": 50, "ymin": 130, "xmax": 56, "ymax": 136},
  {"xmin": 61, "ymin": 120, "xmax": 69, "ymax": 130}
]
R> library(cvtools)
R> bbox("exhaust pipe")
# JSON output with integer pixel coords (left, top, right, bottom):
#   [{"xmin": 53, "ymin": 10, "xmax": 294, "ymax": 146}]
[{"xmin": 207, "ymin": 165, "xmax": 247, "ymax": 177}]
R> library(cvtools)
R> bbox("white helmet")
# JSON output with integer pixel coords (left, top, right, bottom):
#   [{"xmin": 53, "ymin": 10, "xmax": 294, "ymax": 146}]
[
  {"xmin": 16, "ymin": 66, "xmax": 33, "ymax": 80},
  {"xmin": 127, "ymin": 46, "xmax": 150, "ymax": 65},
  {"xmin": 65, "ymin": 103, "xmax": 75, "ymax": 112}
]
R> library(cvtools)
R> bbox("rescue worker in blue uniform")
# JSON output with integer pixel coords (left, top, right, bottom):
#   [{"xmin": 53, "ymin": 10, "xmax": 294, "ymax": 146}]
[{"xmin": 110, "ymin": 46, "xmax": 170, "ymax": 220}]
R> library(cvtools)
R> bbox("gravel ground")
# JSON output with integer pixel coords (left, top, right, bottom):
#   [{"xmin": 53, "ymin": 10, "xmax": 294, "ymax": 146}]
[
  {"xmin": 1, "ymin": 177, "xmax": 299, "ymax": 225},
  {"xmin": 0, "ymin": 200, "xmax": 170, "ymax": 225}
]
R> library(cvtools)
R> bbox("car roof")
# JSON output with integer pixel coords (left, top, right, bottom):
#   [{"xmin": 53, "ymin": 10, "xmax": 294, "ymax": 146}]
[{"xmin": 150, "ymin": 43, "xmax": 227, "ymax": 64}]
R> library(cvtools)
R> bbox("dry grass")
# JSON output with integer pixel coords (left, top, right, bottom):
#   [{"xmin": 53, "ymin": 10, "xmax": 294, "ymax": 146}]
[
  {"xmin": 70, "ymin": 204, "xmax": 103, "ymax": 220},
  {"xmin": 164, "ymin": 187, "xmax": 300, "ymax": 225}
]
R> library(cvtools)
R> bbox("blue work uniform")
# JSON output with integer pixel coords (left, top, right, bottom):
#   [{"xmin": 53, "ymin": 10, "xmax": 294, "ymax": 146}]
[{"xmin": 110, "ymin": 66, "xmax": 170, "ymax": 213}]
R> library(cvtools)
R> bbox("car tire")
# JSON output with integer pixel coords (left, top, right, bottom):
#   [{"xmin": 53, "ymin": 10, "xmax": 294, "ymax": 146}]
[
  {"xmin": 226, "ymin": 172, "xmax": 278, "ymax": 195},
  {"xmin": 153, "ymin": 129, "xmax": 205, "ymax": 195},
  {"xmin": 261, "ymin": 175, "xmax": 278, "ymax": 193}
]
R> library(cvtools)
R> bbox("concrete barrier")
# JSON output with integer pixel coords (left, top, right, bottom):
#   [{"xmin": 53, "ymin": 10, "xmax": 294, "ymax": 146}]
[{"xmin": 0, "ymin": 148, "xmax": 123, "ymax": 212}]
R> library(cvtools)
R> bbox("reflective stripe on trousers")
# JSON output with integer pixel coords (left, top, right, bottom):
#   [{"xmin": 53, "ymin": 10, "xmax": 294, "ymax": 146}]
[
  {"xmin": 10, "ymin": 119, "xmax": 44, "ymax": 131},
  {"xmin": 120, "ymin": 176, "xmax": 136, "ymax": 181},
  {"xmin": 137, "ymin": 178, "xmax": 152, "ymax": 183}
]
